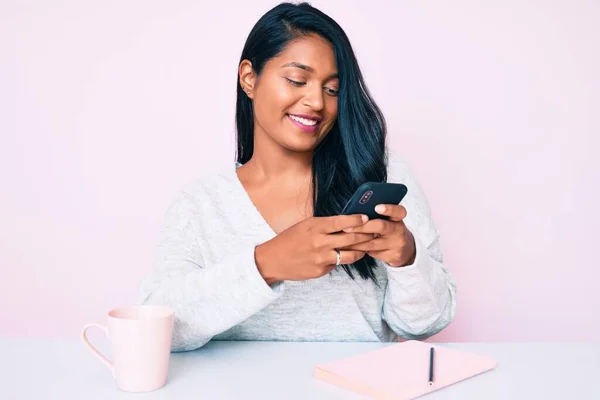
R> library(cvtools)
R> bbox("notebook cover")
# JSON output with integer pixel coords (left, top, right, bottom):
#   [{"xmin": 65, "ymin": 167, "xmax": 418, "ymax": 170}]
[{"xmin": 314, "ymin": 340, "xmax": 497, "ymax": 400}]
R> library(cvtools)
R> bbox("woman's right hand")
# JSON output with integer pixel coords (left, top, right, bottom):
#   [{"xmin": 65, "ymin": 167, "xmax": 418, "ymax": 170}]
[{"xmin": 254, "ymin": 214, "xmax": 374, "ymax": 284}]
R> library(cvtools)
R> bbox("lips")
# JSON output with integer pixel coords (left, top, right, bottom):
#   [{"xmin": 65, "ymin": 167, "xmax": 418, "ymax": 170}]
[
  {"xmin": 288, "ymin": 113, "xmax": 323, "ymax": 122},
  {"xmin": 287, "ymin": 114, "xmax": 320, "ymax": 133}
]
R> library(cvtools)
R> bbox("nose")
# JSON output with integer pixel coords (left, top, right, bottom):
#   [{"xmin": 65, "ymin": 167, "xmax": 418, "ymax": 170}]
[{"xmin": 302, "ymin": 84, "xmax": 325, "ymax": 111}]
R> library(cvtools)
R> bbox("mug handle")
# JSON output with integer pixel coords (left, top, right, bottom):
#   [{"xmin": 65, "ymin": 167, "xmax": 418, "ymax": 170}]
[{"xmin": 80, "ymin": 323, "xmax": 115, "ymax": 377}]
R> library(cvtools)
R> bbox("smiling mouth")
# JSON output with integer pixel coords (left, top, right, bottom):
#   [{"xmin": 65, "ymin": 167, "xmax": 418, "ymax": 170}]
[
  {"xmin": 287, "ymin": 114, "xmax": 320, "ymax": 126},
  {"xmin": 287, "ymin": 114, "xmax": 321, "ymax": 133}
]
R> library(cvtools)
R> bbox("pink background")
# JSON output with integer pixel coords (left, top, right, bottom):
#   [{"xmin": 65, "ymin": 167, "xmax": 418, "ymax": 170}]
[{"xmin": 1, "ymin": 0, "xmax": 598, "ymax": 342}]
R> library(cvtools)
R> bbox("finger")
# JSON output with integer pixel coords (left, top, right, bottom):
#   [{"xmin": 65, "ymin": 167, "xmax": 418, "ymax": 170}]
[
  {"xmin": 364, "ymin": 249, "xmax": 388, "ymax": 262},
  {"xmin": 341, "ymin": 250, "xmax": 367, "ymax": 264},
  {"xmin": 319, "ymin": 214, "xmax": 368, "ymax": 233},
  {"xmin": 328, "ymin": 232, "xmax": 374, "ymax": 249},
  {"xmin": 344, "ymin": 219, "xmax": 397, "ymax": 235},
  {"xmin": 340, "ymin": 238, "xmax": 388, "ymax": 252},
  {"xmin": 325, "ymin": 249, "xmax": 366, "ymax": 266},
  {"xmin": 374, "ymin": 204, "xmax": 407, "ymax": 222},
  {"xmin": 366, "ymin": 249, "xmax": 407, "ymax": 267}
]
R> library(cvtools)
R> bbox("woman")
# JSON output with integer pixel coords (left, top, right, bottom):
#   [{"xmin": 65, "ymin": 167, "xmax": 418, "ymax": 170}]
[{"xmin": 139, "ymin": 2, "xmax": 456, "ymax": 352}]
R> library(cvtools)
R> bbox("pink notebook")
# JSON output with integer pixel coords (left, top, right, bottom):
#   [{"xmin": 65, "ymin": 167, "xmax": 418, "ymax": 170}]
[{"xmin": 314, "ymin": 340, "xmax": 497, "ymax": 400}]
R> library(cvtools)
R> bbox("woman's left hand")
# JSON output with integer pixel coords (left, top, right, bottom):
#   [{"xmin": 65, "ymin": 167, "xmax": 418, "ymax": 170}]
[{"xmin": 341, "ymin": 204, "xmax": 416, "ymax": 267}]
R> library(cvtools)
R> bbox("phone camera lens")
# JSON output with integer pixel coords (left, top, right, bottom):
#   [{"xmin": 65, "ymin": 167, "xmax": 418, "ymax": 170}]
[{"xmin": 359, "ymin": 190, "xmax": 373, "ymax": 204}]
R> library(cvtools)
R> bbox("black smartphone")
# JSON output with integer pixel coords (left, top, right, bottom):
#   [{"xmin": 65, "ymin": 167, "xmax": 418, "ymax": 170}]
[{"xmin": 341, "ymin": 182, "xmax": 408, "ymax": 220}]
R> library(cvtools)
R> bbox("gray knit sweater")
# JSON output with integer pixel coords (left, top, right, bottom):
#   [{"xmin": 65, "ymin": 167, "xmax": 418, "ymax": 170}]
[{"xmin": 138, "ymin": 154, "xmax": 456, "ymax": 352}]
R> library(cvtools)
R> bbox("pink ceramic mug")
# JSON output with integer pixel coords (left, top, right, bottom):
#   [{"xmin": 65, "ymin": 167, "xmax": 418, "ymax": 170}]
[{"xmin": 80, "ymin": 305, "xmax": 174, "ymax": 392}]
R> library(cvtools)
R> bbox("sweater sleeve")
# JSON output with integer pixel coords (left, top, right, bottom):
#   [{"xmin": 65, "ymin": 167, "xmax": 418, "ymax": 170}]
[
  {"xmin": 381, "ymin": 154, "xmax": 457, "ymax": 339},
  {"xmin": 138, "ymin": 191, "xmax": 284, "ymax": 352}
]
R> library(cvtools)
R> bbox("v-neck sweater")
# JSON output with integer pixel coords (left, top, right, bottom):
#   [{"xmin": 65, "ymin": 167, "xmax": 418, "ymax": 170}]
[{"xmin": 138, "ymin": 154, "xmax": 456, "ymax": 351}]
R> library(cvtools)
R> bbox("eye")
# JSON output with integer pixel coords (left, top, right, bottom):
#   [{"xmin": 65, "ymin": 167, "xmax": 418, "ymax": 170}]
[
  {"xmin": 285, "ymin": 78, "xmax": 306, "ymax": 87},
  {"xmin": 325, "ymin": 87, "xmax": 339, "ymax": 97},
  {"xmin": 286, "ymin": 78, "xmax": 339, "ymax": 97}
]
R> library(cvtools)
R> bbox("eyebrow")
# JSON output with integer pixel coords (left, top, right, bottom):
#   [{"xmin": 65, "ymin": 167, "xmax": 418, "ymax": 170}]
[{"xmin": 281, "ymin": 62, "xmax": 338, "ymax": 79}]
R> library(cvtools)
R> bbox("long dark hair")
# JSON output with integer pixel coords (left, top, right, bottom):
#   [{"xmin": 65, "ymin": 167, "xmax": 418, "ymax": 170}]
[{"xmin": 235, "ymin": 2, "xmax": 388, "ymax": 282}]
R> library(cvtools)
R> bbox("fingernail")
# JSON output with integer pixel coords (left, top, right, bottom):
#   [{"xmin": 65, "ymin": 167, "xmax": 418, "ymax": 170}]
[
  {"xmin": 375, "ymin": 205, "xmax": 386, "ymax": 213},
  {"xmin": 343, "ymin": 228, "xmax": 353, "ymax": 232},
  {"xmin": 361, "ymin": 215, "xmax": 369, "ymax": 223}
]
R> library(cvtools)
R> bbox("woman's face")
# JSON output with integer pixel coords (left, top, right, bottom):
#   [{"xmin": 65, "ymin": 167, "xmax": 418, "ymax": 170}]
[{"xmin": 240, "ymin": 34, "xmax": 339, "ymax": 153}]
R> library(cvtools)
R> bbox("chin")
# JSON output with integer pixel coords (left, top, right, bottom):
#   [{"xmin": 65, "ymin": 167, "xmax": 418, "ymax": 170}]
[
  {"xmin": 276, "ymin": 133, "xmax": 320, "ymax": 152},
  {"xmin": 281, "ymin": 142, "xmax": 318, "ymax": 153}
]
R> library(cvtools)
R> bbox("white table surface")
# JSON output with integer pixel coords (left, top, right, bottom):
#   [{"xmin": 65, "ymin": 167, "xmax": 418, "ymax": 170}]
[{"xmin": 2, "ymin": 337, "xmax": 599, "ymax": 399}]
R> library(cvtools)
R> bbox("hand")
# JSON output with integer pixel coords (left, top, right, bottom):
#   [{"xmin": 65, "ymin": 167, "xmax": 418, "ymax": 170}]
[
  {"xmin": 255, "ymin": 214, "xmax": 374, "ymax": 284},
  {"xmin": 341, "ymin": 204, "xmax": 416, "ymax": 267}
]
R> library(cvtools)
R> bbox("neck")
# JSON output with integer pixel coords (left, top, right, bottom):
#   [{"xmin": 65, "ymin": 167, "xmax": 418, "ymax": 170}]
[{"xmin": 244, "ymin": 130, "xmax": 313, "ymax": 182}]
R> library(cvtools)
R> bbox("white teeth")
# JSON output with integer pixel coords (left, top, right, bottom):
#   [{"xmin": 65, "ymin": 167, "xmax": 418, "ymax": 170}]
[{"xmin": 289, "ymin": 114, "xmax": 318, "ymax": 126}]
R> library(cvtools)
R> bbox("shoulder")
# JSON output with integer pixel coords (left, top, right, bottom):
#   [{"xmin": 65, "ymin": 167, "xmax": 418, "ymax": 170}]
[
  {"xmin": 182, "ymin": 163, "xmax": 238, "ymax": 199},
  {"xmin": 385, "ymin": 149, "xmax": 435, "ymax": 222},
  {"xmin": 165, "ymin": 163, "xmax": 239, "ymax": 216},
  {"xmin": 386, "ymin": 150, "xmax": 412, "ymax": 184},
  {"xmin": 385, "ymin": 149, "xmax": 422, "ymax": 192}
]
